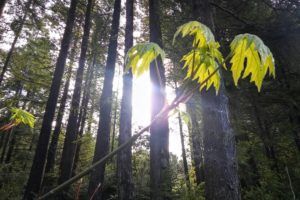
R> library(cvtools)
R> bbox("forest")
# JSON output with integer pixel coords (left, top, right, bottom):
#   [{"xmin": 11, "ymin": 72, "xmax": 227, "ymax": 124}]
[{"xmin": 0, "ymin": 0, "xmax": 299, "ymax": 199}]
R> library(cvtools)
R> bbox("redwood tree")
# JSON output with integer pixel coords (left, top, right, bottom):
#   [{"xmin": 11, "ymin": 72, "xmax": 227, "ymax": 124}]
[
  {"xmin": 88, "ymin": 0, "xmax": 121, "ymax": 199},
  {"xmin": 192, "ymin": 0, "xmax": 240, "ymax": 199},
  {"xmin": 117, "ymin": 0, "xmax": 134, "ymax": 199},
  {"xmin": 149, "ymin": 0, "xmax": 170, "ymax": 199},
  {"xmin": 58, "ymin": 0, "xmax": 94, "ymax": 185},
  {"xmin": 44, "ymin": 34, "xmax": 80, "ymax": 174},
  {"xmin": 22, "ymin": 0, "xmax": 79, "ymax": 199},
  {"xmin": 0, "ymin": 0, "xmax": 32, "ymax": 85}
]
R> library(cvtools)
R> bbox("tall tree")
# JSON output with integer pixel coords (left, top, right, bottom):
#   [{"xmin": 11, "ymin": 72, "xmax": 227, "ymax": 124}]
[
  {"xmin": 88, "ymin": 0, "xmax": 121, "ymax": 199},
  {"xmin": 58, "ymin": 0, "xmax": 94, "ymax": 184},
  {"xmin": 149, "ymin": 0, "xmax": 170, "ymax": 199},
  {"xmin": 0, "ymin": 0, "xmax": 32, "ymax": 85},
  {"xmin": 72, "ymin": 58, "xmax": 95, "ymax": 175},
  {"xmin": 177, "ymin": 110, "xmax": 190, "ymax": 189},
  {"xmin": 192, "ymin": 0, "xmax": 240, "ymax": 199},
  {"xmin": 22, "ymin": 0, "xmax": 79, "ymax": 199},
  {"xmin": 117, "ymin": 0, "xmax": 134, "ymax": 199},
  {"xmin": 44, "ymin": 34, "xmax": 79, "ymax": 174}
]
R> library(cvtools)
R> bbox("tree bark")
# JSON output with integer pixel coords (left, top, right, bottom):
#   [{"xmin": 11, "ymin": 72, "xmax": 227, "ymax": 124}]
[
  {"xmin": 22, "ymin": 0, "xmax": 78, "ymax": 199},
  {"xmin": 58, "ymin": 0, "xmax": 94, "ymax": 185},
  {"xmin": 117, "ymin": 0, "xmax": 134, "ymax": 199},
  {"xmin": 110, "ymin": 90, "xmax": 119, "ymax": 152},
  {"xmin": 0, "ymin": 0, "xmax": 32, "ymax": 85},
  {"xmin": 0, "ymin": 0, "xmax": 7, "ymax": 17},
  {"xmin": 72, "ymin": 59, "xmax": 95, "ymax": 175},
  {"xmin": 149, "ymin": 0, "xmax": 170, "ymax": 199},
  {"xmin": 178, "ymin": 111, "xmax": 191, "ymax": 189},
  {"xmin": 186, "ymin": 97, "xmax": 205, "ymax": 184},
  {"xmin": 44, "ymin": 35, "xmax": 79, "ymax": 174},
  {"xmin": 88, "ymin": 0, "xmax": 121, "ymax": 199},
  {"xmin": 192, "ymin": 1, "xmax": 240, "ymax": 199}
]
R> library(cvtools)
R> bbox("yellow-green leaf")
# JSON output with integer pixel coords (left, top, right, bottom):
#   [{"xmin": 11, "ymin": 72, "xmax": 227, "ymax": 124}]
[
  {"xmin": 229, "ymin": 33, "xmax": 276, "ymax": 91},
  {"xmin": 173, "ymin": 21, "xmax": 215, "ymax": 48},
  {"xmin": 125, "ymin": 42, "xmax": 165, "ymax": 77},
  {"xmin": 181, "ymin": 48, "xmax": 221, "ymax": 94},
  {"xmin": 10, "ymin": 107, "xmax": 35, "ymax": 128}
]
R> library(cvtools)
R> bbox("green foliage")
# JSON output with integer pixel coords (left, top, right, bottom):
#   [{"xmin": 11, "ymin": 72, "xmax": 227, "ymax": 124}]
[
  {"xmin": 126, "ymin": 21, "xmax": 276, "ymax": 94},
  {"xmin": 230, "ymin": 34, "xmax": 276, "ymax": 91},
  {"xmin": 173, "ymin": 21, "xmax": 215, "ymax": 48},
  {"xmin": 125, "ymin": 42, "xmax": 165, "ymax": 77},
  {"xmin": 10, "ymin": 107, "xmax": 35, "ymax": 128},
  {"xmin": 173, "ymin": 21, "xmax": 225, "ymax": 93}
]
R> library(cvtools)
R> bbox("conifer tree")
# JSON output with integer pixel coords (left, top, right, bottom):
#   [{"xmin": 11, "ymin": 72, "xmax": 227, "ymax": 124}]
[
  {"xmin": 88, "ymin": 0, "xmax": 121, "ymax": 199},
  {"xmin": 149, "ymin": 0, "xmax": 170, "ymax": 199},
  {"xmin": 22, "ymin": 0, "xmax": 79, "ymax": 199},
  {"xmin": 117, "ymin": 0, "xmax": 134, "ymax": 199}
]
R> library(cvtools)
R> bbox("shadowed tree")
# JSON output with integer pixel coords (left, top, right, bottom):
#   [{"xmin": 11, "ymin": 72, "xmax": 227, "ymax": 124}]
[
  {"xmin": 177, "ymin": 108, "xmax": 191, "ymax": 189},
  {"xmin": 44, "ymin": 33, "xmax": 80, "ymax": 174},
  {"xmin": 88, "ymin": 0, "xmax": 121, "ymax": 199},
  {"xmin": 58, "ymin": 0, "xmax": 94, "ymax": 185},
  {"xmin": 192, "ymin": 0, "xmax": 240, "ymax": 199},
  {"xmin": 0, "ymin": 0, "xmax": 32, "ymax": 85},
  {"xmin": 117, "ymin": 0, "xmax": 134, "ymax": 199},
  {"xmin": 22, "ymin": 0, "xmax": 79, "ymax": 199},
  {"xmin": 149, "ymin": 0, "xmax": 170, "ymax": 199}
]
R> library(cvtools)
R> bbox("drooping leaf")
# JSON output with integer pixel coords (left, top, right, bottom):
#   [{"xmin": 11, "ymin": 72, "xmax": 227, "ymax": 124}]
[
  {"xmin": 230, "ymin": 33, "xmax": 276, "ymax": 91},
  {"xmin": 173, "ymin": 21, "xmax": 215, "ymax": 48},
  {"xmin": 174, "ymin": 21, "xmax": 225, "ymax": 94},
  {"xmin": 181, "ymin": 48, "xmax": 222, "ymax": 93},
  {"xmin": 125, "ymin": 42, "xmax": 165, "ymax": 77}
]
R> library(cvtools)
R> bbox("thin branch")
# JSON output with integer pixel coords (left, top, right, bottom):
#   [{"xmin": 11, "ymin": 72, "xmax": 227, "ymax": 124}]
[{"xmin": 210, "ymin": 2, "xmax": 252, "ymax": 25}]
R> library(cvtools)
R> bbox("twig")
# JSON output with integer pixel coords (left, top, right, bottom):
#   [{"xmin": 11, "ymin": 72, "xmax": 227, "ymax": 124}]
[
  {"xmin": 89, "ymin": 182, "xmax": 102, "ymax": 200},
  {"xmin": 210, "ymin": 2, "xmax": 251, "ymax": 25},
  {"xmin": 285, "ymin": 166, "xmax": 296, "ymax": 200}
]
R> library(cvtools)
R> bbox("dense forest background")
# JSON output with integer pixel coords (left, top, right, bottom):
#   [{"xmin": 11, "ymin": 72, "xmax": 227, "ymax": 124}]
[{"xmin": 0, "ymin": 0, "xmax": 299, "ymax": 199}]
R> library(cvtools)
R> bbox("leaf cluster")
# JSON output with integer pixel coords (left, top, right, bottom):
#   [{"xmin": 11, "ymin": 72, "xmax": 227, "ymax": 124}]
[
  {"xmin": 9, "ymin": 107, "xmax": 35, "ymax": 128},
  {"xmin": 125, "ymin": 42, "xmax": 165, "ymax": 77},
  {"xmin": 230, "ymin": 34, "xmax": 275, "ymax": 91}
]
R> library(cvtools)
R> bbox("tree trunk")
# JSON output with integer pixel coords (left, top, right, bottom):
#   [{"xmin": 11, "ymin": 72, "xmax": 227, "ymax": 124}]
[
  {"xmin": 250, "ymin": 93, "xmax": 278, "ymax": 167},
  {"xmin": 149, "ymin": 0, "xmax": 170, "ymax": 199},
  {"xmin": 0, "ymin": 0, "xmax": 32, "ymax": 85},
  {"xmin": 177, "ymin": 111, "xmax": 191, "ymax": 189},
  {"xmin": 4, "ymin": 128, "xmax": 16, "ymax": 163},
  {"xmin": 0, "ymin": 0, "xmax": 7, "ymax": 17},
  {"xmin": 110, "ymin": 90, "xmax": 119, "ymax": 152},
  {"xmin": 22, "ymin": 0, "xmax": 78, "ymax": 199},
  {"xmin": 58, "ymin": 0, "xmax": 93, "ymax": 185},
  {"xmin": 192, "ymin": 1, "xmax": 240, "ymax": 199},
  {"xmin": 72, "ymin": 59, "xmax": 95, "ymax": 175},
  {"xmin": 0, "ymin": 128, "xmax": 13, "ymax": 163},
  {"xmin": 45, "ymin": 35, "xmax": 79, "ymax": 174},
  {"xmin": 186, "ymin": 97, "xmax": 205, "ymax": 184},
  {"xmin": 88, "ymin": 0, "xmax": 121, "ymax": 199},
  {"xmin": 117, "ymin": 0, "xmax": 134, "ymax": 199}
]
